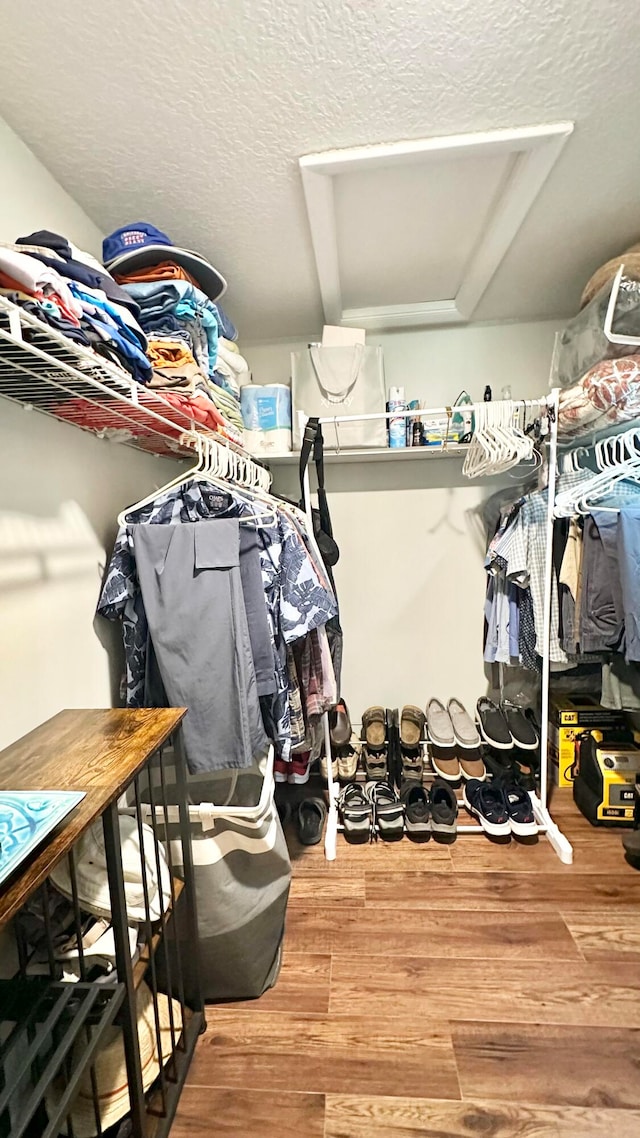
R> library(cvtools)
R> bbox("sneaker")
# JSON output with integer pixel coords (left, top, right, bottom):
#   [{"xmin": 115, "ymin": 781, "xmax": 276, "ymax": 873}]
[
  {"xmin": 274, "ymin": 757, "xmax": 289, "ymax": 784},
  {"xmin": 426, "ymin": 698, "xmax": 455, "ymax": 747},
  {"xmin": 337, "ymin": 737, "xmax": 361, "ymax": 783},
  {"xmin": 458, "ymin": 746, "xmax": 487, "ymax": 781},
  {"xmin": 430, "ymin": 743, "xmax": 460, "ymax": 782},
  {"xmin": 288, "ymin": 752, "xmax": 311, "ymax": 784},
  {"xmin": 339, "ymin": 782, "xmax": 372, "ymax": 844},
  {"xmin": 365, "ymin": 781, "xmax": 405, "ymax": 841},
  {"xmin": 319, "ymin": 752, "xmax": 338, "ymax": 782},
  {"xmin": 401, "ymin": 745, "xmax": 424, "ymax": 782},
  {"xmin": 363, "ymin": 744, "xmax": 388, "ymax": 781},
  {"xmin": 476, "ymin": 698, "xmax": 513, "ymax": 750},
  {"xmin": 462, "ymin": 778, "xmax": 511, "ymax": 837},
  {"xmin": 296, "ymin": 797, "xmax": 327, "ymax": 845},
  {"xmin": 429, "ymin": 779, "xmax": 458, "ymax": 837},
  {"xmin": 502, "ymin": 782, "xmax": 537, "ymax": 837},
  {"xmin": 401, "ymin": 780, "xmax": 431, "ymax": 841},
  {"xmin": 501, "ymin": 702, "xmax": 539, "ymax": 750},
  {"xmin": 447, "ymin": 698, "xmax": 481, "ymax": 749}
]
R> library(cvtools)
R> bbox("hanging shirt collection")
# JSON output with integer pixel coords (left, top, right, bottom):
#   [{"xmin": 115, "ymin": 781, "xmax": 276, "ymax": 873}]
[
  {"xmin": 484, "ymin": 464, "xmax": 640, "ymax": 709},
  {"xmin": 98, "ymin": 479, "xmax": 339, "ymax": 775}
]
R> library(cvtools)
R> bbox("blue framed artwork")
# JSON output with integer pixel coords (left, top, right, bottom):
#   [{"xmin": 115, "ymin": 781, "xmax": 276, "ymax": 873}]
[{"xmin": 0, "ymin": 791, "xmax": 86, "ymax": 887}]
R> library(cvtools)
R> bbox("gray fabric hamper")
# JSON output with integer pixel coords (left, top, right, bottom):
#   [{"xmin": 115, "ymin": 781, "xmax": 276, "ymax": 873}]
[{"xmin": 150, "ymin": 749, "xmax": 291, "ymax": 1000}]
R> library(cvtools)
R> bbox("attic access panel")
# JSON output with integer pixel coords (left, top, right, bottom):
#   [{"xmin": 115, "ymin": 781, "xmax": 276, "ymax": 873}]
[{"xmin": 299, "ymin": 123, "xmax": 573, "ymax": 330}]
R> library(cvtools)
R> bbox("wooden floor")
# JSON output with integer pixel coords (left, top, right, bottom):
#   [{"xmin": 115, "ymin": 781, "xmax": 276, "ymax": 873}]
[{"xmin": 172, "ymin": 789, "xmax": 640, "ymax": 1137}]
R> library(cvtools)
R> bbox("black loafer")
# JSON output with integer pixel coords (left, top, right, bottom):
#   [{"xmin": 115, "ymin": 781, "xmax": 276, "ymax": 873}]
[
  {"xmin": 501, "ymin": 702, "xmax": 539, "ymax": 750},
  {"xmin": 476, "ymin": 698, "xmax": 513, "ymax": 750}
]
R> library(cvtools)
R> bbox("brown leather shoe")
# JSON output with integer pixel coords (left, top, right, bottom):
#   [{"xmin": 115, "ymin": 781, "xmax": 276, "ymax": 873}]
[{"xmin": 330, "ymin": 699, "xmax": 352, "ymax": 748}]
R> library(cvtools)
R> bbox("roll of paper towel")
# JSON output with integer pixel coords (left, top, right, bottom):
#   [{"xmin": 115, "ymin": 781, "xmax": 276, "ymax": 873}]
[{"xmin": 241, "ymin": 385, "xmax": 292, "ymax": 454}]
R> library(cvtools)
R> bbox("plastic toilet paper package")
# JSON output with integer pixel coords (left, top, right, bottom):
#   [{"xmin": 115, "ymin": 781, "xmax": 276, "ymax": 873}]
[
  {"xmin": 244, "ymin": 427, "xmax": 293, "ymax": 455},
  {"xmin": 241, "ymin": 384, "xmax": 292, "ymax": 453}
]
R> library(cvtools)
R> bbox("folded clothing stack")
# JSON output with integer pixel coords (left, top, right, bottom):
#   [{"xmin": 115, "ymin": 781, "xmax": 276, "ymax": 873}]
[
  {"xmin": 104, "ymin": 223, "xmax": 249, "ymax": 445},
  {"xmin": 0, "ymin": 233, "xmax": 152, "ymax": 384}
]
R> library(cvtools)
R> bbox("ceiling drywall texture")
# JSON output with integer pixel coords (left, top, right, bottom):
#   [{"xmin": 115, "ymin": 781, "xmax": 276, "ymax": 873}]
[{"xmin": 0, "ymin": 0, "xmax": 638, "ymax": 342}]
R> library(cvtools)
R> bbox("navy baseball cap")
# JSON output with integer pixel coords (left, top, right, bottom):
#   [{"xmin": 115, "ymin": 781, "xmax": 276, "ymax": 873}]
[{"xmin": 102, "ymin": 222, "xmax": 227, "ymax": 301}]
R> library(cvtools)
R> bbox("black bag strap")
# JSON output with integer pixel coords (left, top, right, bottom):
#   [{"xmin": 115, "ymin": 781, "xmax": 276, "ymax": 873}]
[
  {"xmin": 299, "ymin": 418, "xmax": 336, "ymax": 542},
  {"xmin": 299, "ymin": 416, "xmax": 320, "ymax": 506},
  {"xmin": 314, "ymin": 424, "xmax": 334, "ymax": 540}
]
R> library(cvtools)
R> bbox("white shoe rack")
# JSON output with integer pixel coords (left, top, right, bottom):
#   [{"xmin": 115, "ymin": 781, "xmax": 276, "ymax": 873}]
[{"xmin": 298, "ymin": 396, "xmax": 573, "ymax": 865}]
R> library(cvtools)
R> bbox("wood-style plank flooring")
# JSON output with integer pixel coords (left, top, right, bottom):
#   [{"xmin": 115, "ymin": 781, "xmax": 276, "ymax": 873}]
[{"xmin": 172, "ymin": 789, "xmax": 640, "ymax": 1136}]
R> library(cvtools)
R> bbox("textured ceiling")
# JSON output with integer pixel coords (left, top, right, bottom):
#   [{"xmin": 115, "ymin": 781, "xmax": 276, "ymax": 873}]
[{"xmin": 0, "ymin": 0, "xmax": 639, "ymax": 342}]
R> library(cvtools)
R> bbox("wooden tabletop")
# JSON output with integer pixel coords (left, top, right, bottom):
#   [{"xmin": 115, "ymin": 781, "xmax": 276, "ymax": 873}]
[{"xmin": 0, "ymin": 708, "xmax": 186, "ymax": 928}]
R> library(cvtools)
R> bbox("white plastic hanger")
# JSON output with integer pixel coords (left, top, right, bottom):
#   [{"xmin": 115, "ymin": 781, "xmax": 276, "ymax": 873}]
[
  {"xmin": 556, "ymin": 425, "xmax": 640, "ymax": 515},
  {"xmin": 117, "ymin": 432, "xmax": 276, "ymax": 527}
]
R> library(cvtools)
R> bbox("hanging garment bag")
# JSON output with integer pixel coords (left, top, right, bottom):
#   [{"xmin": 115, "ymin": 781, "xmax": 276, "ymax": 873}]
[
  {"xmin": 152, "ymin": 747, "xmax": 291, "ymax": 1000},
  {"xmin": 291, "ymin": 343, "xmax": 387, "ymax": 449}
]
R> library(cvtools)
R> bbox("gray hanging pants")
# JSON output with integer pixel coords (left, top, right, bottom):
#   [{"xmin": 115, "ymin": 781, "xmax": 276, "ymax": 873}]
[{"xmin": 132, "ymin": 520, "xmax": 268, "ymax": 773}]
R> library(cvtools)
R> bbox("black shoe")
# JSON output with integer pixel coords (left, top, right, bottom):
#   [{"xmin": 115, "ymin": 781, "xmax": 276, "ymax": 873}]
[
  {"xmin": 296, "ymin": 798, "xmax": 327, "ymax": 845},
  {"xmin": 400, "ymin": 780, "xmax": 430, "ymax": 841},
  {"xmin": 276, "ymin": 797, "xmax": 292, "ymax": 826},
  {"xmin": 483, "ymin": 746, "xmax": 538, "ymax": 794},
  {"xmin": 502, "ymin": 781, "xmax": 537, "ymax": 837},
  {"xmin": 476, "ymin": 698, "xmax": 513, "ymax": 750},
  {"xmin": 462, "ymin": 778, "xmax": 510, "ymax": 836},
  {"xmin": 501, "ymin": 702, "xmax": 539, "ymax": 750},
  {"xmin": 429, "ymin": 779, "xmax": 458, "ymax": 838},
  {"xmin": 386, "ymin": 707, "xmax": 405, "ymax": 790},
  {"xmin": 511, "ymin": 747, "xmax": 539, "ymax": 792}
]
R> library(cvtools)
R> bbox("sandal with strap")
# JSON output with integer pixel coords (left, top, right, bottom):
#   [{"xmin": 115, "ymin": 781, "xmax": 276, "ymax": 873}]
[
  {"xmin": 339, "ymin": 782, "xmax": 372, "ymax": 844},
  {"xmin": 365, "ymin": 781, "xmax": 405, "ymax": 841},
  {"xmin": 401, "ymin": 745, "xmax": 424, "ymax": 782},
  {"xmin": 361, "ymin": 705, "xmax": 387, "ymax": 749},
  {"xmin": 362, "ymin": 744, "xmax": 388, "ymax": 781},
  {"xmin": 399, "ymin": 705, "xmax": 425, "ymax": 748}
]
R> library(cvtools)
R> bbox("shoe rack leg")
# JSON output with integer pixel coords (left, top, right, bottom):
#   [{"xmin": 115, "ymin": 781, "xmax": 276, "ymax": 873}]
[
  {"xmin": 323, "ymin": 711, "xmax": 338, "ymax": 861},
  {"xmin": 530, "ymin": 791, "xmax": 573, "ymax": 864}
]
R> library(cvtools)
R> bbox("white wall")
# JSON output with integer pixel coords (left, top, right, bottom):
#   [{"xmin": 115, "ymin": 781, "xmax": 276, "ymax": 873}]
[
  {"xmin": 244, "ymin": 319, "xmax": 561, "ymax": 398},
  {"xmin": 246, "ymin": 321, "xmax": 560, "ymax": 716},
  {"xmin": 0, "ymin": 117, "xmax": 181, "ymax": 749},
  {"xmin": 0, "ymin": 116, "xmax": 103, "ymax": 256}
]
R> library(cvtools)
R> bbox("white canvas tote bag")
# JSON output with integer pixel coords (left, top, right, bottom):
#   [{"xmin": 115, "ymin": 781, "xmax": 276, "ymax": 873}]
[{"xmin": 291, "ymin": 343, "xmax": 387, "ymax": 449}]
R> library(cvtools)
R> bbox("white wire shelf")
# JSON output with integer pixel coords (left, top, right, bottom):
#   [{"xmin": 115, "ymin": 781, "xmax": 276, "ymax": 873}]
[
  {"xmin": 0, "ymin": 295, "xmax": 249, "ymax": 462},
  {"xmin": 265, "ymin": 444, "xmax": 470, "ymax": 465}
]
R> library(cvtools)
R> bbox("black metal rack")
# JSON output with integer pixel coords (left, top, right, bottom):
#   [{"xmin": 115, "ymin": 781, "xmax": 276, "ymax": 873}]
[{"xmin": 0, "ymin": 708, "xmax": 203, "ymax": 1138}]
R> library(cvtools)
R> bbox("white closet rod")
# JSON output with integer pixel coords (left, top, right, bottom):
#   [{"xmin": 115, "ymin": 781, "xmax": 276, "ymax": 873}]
[{"xmin": 308, "ymin": 396, "xmax": 550, "ymax": 427}]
